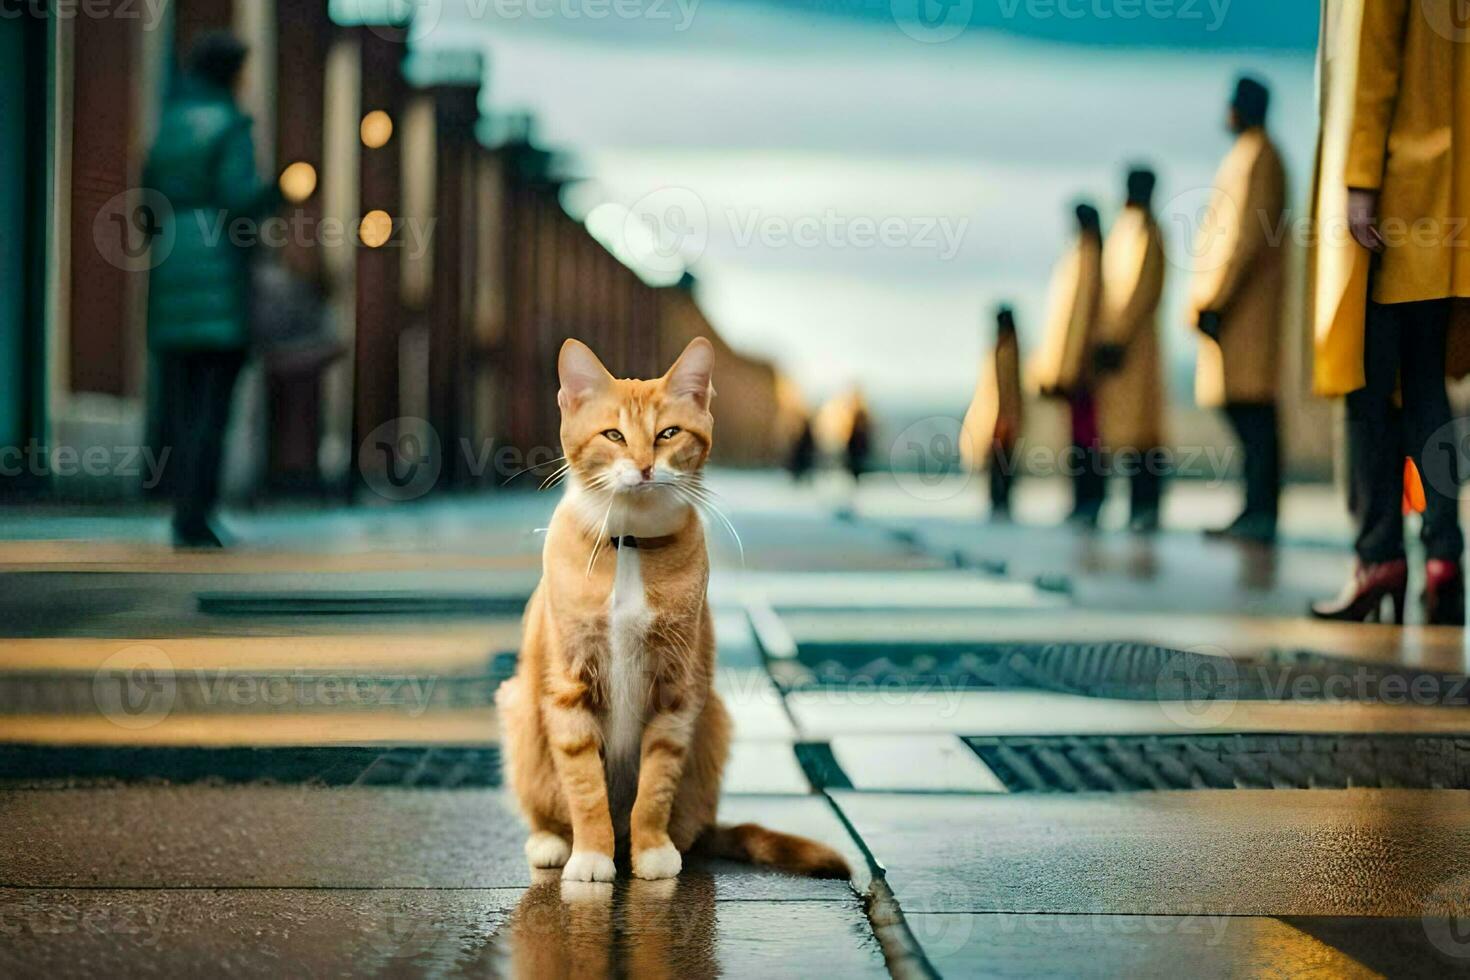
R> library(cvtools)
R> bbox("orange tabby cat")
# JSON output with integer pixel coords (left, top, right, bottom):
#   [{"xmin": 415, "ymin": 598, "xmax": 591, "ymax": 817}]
[{"xmin": 497, "ymin": 336, "xmax": 849, "ymax": 882}]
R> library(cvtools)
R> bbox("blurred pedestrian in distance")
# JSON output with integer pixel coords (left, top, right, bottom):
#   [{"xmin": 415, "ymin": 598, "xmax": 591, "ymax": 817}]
[
  {"xmin": 1310, "ymin": 1, "xmax": 1470, "ymax": 625},
  {"xmin": 1032, "ymin": 201, "xmax": 1105, "ymax": 527},
  {"xmin": 146, "ymin": 32, "xmax": 280, "ymax": 547},
  {"xmin": 845, "ymin": 394, "xmax": 872, "ymax": 485},
  {"xmin": 787, "ymin": 417, "xmax": 816, "ymax": 484},
  {"xmin": 961, "ymin": 305, "xmax": 1025, "ymax": 520},
  {"xmin": 1095, "ymin": 167, "xmax": 1168, "ymax": 533},
  {"xmin": 1189, "ymin": 75, "xmax": 1287, "ymax": 545}
]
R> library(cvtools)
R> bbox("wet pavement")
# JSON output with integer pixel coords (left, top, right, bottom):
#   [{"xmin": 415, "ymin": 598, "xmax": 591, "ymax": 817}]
[{"xmin": 4, "ymin": 472, "xmax": 1470, "ymax": 976}]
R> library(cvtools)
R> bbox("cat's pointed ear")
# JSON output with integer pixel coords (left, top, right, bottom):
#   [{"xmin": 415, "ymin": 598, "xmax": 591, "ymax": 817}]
[
  {"xmin": 665, "ymin": 337, "xmax": 714, "ymax": 410},
  {"xmin": 558, "ymin": 339, "xmax": 611, "ymax": 410}
]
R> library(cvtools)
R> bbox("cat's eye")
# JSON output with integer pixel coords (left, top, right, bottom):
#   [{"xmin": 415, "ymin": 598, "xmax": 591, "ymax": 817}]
[
  {"xmin": 656, "ymin": 426, "xmax": 681, "ymax": 441},
  {"xmin": 602, "ymin": 429, "xmax": 625, "ymax": 443}
]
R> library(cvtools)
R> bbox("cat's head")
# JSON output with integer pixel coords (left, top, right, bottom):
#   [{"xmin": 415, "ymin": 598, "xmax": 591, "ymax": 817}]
[{"xmin": 556, "ymin": 337, "xmax": 714, "ymax": 500}]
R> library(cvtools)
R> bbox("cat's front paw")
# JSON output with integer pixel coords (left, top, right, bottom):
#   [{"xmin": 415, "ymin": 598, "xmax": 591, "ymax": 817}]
[
  {"xmin": 632, "ymin": 841, "xmax": 682, "ymax": 880},
  {"xmin": 525, "ymin": 832, "xmax": 571, "ymax": 869},
  {"xmin": 562, "ymin": 850, "xmax": 617, "ymax": 883}
]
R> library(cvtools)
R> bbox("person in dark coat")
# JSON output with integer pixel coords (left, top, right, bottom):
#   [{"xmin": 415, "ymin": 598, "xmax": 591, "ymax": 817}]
[
  {"xmin": 845, "ymin": 401, "xmax": 872, "ymax": 483},
  {"xmin": 146, "ymin": 32, "xmax": 278, "ymax": 547},
  {"xmin": 788, "ymin": 418, "xmax": 817, "ymax": 483}
]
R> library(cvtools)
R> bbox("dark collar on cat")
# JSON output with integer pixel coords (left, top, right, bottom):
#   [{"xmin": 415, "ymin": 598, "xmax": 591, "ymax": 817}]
[{"xmin": 610, "ymin": 534, "xmax": 676, "ymax": 551}]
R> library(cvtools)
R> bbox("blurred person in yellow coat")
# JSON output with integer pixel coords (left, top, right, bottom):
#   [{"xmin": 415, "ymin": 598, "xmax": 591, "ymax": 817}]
[
  {"xmin": 961, "ymin": 306, "xmax": 1025, "ymax": 519},
  {"xmin": 1189, "ymin": 76, "xmax": 1288, "ymax": 544},
  {"xmin": 1309, "ymin": 0, "xmax": 1469, "ymax": 625},
  {"xmin": 1032, "ymin": 202, "xmax": 1105, "ymax": 527},
  {"xmin": 1094, "ymin": 168, "xmax": 1168, "ymax": 533}
]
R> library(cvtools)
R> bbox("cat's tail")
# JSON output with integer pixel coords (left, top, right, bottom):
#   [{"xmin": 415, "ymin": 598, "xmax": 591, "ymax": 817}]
[{"xmin": 693, "ymin": 823, "xmax": 850, "ymax": 879}]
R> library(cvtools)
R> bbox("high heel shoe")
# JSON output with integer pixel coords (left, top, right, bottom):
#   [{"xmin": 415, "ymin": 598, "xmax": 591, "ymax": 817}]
[
  {"xmin": 1424, "ymin": 559, "xmax": 1465, "ymax": 627},
  {"xmin": 1309, "ymin": 559, "xmax": 1408, "ymax": 624}
]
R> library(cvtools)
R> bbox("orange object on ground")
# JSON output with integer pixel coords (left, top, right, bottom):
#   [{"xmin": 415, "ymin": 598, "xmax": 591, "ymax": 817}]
[{"xmin": 1404, "ymin": 458, "xmax": 1426, "ymax": 515}]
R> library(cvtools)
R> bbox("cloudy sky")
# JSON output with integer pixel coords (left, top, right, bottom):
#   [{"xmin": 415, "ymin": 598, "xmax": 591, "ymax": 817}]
[{"xmin": 409, "ymin": 0, "xmax": 1318, "ymax": 414}]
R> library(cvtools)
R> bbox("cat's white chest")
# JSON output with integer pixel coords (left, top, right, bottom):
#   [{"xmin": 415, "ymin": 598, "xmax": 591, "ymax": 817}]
[{"xmin": 605, "ymin": 545, "xmax": 652, "ymax": 825}]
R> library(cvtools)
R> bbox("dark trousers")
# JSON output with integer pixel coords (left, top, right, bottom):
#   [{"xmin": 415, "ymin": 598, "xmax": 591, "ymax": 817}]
[
  {"xmin": 988, "ymin": 443, "xmax": 1017, "ymax": 514},
  {"xmin": 1068, "ymin": 390, "xmax": 1105, "ymax": 517},
  {"xmin": 1223, "ymin": 402, "xmax": 1281, "ymax": 524},
  {"xmin": 1116, "ymin": 447, "xmax": 1166, "ymax": 519},
  {"xmin": 164, "ymin": 350, "xmax": 245, "ymax": 534},
  {"xmin": 1347, "ymin": 298, "xmax": 1463, "ymax": 563}
]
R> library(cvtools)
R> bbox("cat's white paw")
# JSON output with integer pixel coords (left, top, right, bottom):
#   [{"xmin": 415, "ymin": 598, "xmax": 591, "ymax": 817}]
[
  {"xmin": 632, "ymin": 842, "xmax": 682, "ymax": 880},
  {"xmin": 562, "ymin": 850, "xmax": 617, "ymax": 883},
  {"xmin": 525, "ymin": 832, "xmax": 571, "ymax": 869}
]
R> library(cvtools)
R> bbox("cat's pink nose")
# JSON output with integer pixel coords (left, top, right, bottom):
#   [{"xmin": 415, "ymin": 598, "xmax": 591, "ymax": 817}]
[{"xmin": 640, "ymin": 467, "xmax": 654, "ymax": 482}]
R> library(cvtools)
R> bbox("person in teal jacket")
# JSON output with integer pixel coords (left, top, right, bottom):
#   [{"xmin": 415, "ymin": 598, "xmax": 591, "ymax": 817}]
[{"xmin": 146, "ymin": 32, "xmax": 277, "ymax": 547}]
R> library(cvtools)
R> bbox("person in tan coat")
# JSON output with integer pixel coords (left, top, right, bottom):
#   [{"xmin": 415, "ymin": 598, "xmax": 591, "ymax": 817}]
[
  {"xmin": 1032, "ymin": 203, "xmax": 1105, "ymax": 527},
  {"xmin": 1094, "ymin": 168, "xmax": 1168, "ymax": 532},
  {"xmin": 1309, "ymin": 0, "xmax": 1468, "ymax": 625},
  {"xmin": 1189, "ymin": 77, "xmax": 1288, "ymax": 544},
  {"xmin": 961, "ymin": 306, "xmax": 1025, "ymax": 518}
]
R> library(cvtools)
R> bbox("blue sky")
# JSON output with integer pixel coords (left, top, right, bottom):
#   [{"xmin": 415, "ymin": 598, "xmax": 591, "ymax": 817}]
[{"xmin": 407, "ymin": 0, "xmax": 1319, "ymax": 412}]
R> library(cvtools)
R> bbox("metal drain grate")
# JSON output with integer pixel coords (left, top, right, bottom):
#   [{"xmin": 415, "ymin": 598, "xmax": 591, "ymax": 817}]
[
  {"xmin": 767, "ymin": 640, "xmax": 1470, "ymax": 705},
  {"xmin": 0, "ymin": 745, "xmax": 502, "ymax": 788},
  {"xmin": 966, "ymin": 735, "xmax": 1470, "ymax": 792}
]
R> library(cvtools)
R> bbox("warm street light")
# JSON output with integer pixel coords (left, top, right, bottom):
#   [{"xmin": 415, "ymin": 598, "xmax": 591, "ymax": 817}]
[
  {"xmin": 360, "ymin": 110, "xmax": 393, "ymax": 149},
  {"xmin": 358, "ymin": 209, "xmax": 393, "ymax": 247},
  {"xmin": 279, "ymin": 161, "xmax": 318, "ymax": 203}
]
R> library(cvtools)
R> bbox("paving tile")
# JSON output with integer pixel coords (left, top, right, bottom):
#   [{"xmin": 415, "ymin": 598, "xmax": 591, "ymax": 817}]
[
  {"xmin": 716, "ymin": 667, "xmax": 796, "ymax": 741},
  {"xmin": 740, "ymin": 571, "xmax": 1060, "ymax": 611},
  {"xmin": 0, "ymin": 787, "xmax": 862, "ymax": 900},
  {"xmin": 904, "ymin": 912, "xmax": 1405, "ymax": 978},
  {"xmin": 832, "ymin": 790, "xmax": 1470, "ymax": 917},
  {"xmin": 724, "ymin": 740, "xmax": 809, "ymax": 795},
  {"xmin": 829, "ymin": 734, "xmax": 1006, "ymax": 793},
  {"xmin": 786, "ymin": 689, "xmax": 1470, "ymax": 738}
]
